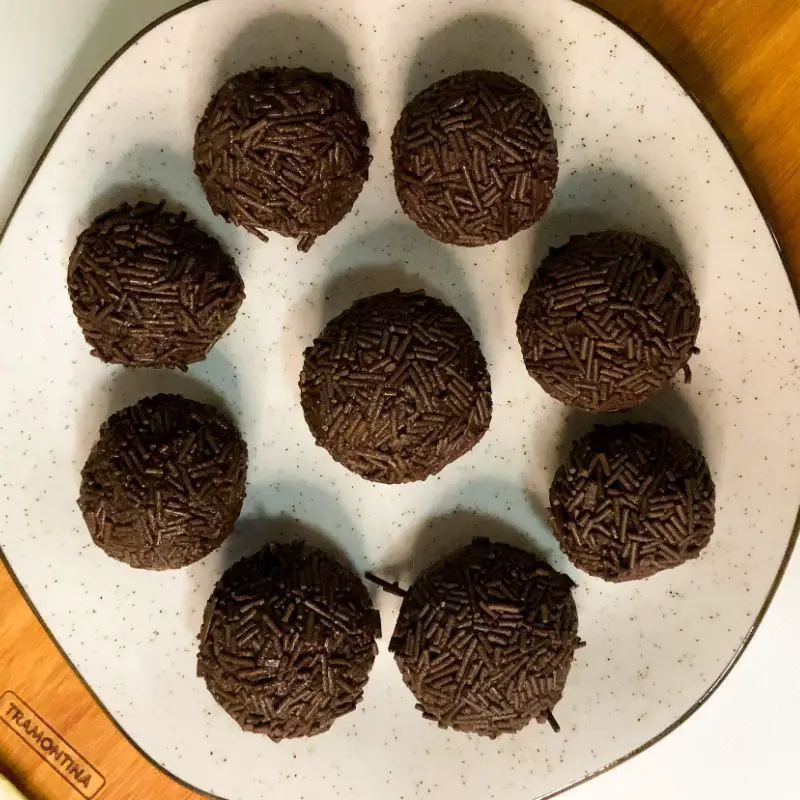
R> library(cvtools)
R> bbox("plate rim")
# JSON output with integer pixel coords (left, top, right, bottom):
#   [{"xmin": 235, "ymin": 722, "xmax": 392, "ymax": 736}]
[{"xmin": 0, "ymin": 1, "xmax": 798, "ymax": 798}]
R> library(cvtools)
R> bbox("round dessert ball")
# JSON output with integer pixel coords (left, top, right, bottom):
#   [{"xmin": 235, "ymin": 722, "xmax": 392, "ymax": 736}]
[
  {"xmin": 194, "ymin": 67, "xmax": 371, "ymax": 251},
  {"xmin": 299, "ymin": 290, "xmax": 492, "ymax": 483},
  {"xmin": 392, "ymin": 70, "xmax": 558, "ymax": 246},
  {"xmin": 78, "ymin": 394, "xmax": 247, "ymax": 570},
  {"xmin": 68, "ymin": 201, "xmax": 244, "ymax": 369},
  {"xmin": 197, "ymin": 542, "xmax": 380, "ymax": 741},
  {"xmin": 550, "ymin": 423, "xmax": 715, "ymax": 582},
  {"xmin": 389, "ymin": 538, "xmax": 582, "ymax": 738},
  {"xmin": 517, "ymin": 231, "xmax": 700, "ymax": 412}
]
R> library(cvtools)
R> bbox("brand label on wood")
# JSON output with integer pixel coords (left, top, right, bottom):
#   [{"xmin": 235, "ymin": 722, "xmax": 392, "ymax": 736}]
[{"xmin": 0, "ymin": 690, "xmax": 105, "ymax": 798}]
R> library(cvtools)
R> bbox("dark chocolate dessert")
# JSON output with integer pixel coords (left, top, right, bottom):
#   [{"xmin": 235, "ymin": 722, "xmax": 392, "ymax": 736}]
[
  {"xmin": 389, "ymin": 538, "xmax": 582, "ymax": 738},
  {"xmin": 550, "ymin": 423, "xmax": 715, "ymax": 581},
  {"xmin": 79, "ymin": 394, "xmax": 247, "ymax": 570},
  {"xmin": 194, "ymin": 67, "xmax": 371, "ymax": 251},
  {"xmin": 392, "ymin": 70, "xmax": 558, "ymax": 246},
  {"xmin": 68, "ymin": 201, "xmax": 244, "ymax": 369},
  {"xmin": 516, "ymin": 231, "xmax": 700, "ymax": 412},
  {"xmin": 299, "ymin": 290, "xmax": 492, "ymax": 483},
  {"xmin": 197, "ymin": 542, "xmax": 380, "ymax": 741}
]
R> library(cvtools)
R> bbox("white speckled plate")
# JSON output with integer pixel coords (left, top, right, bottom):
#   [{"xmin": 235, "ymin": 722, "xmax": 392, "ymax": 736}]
[{"xmin": 1, "ymin": 0, "xmax": 798, "ymax": 798}]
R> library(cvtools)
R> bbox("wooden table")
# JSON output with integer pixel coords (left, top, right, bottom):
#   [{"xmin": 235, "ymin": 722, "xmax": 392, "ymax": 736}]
[{"xmin": 1, "ymin": 1, "xmax": 798, "ymax": 798}]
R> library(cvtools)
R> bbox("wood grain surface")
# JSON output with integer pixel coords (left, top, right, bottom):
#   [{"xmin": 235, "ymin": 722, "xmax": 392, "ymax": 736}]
[{"xmin": 1, "ymin": 1, "xmax": 798, "ymax": 798}]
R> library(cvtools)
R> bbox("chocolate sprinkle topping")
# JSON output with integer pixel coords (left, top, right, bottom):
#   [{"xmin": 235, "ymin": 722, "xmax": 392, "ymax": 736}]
[
  {"xmin": 392, "ymin": 70, "xmax": 558, "ymax": 246},
  {"xmin": 517, "ymin": 231, "xmax": 700, "ymax": 412},
  {"xmin": 390, "ymin": 538, "xmax": 581, "ymax": 738},
  {"xmin": 197, "ymin": 542, "xmax": 380, "ymax": 741},
  {"xmin": 299, "ymin": 290, "xmax": 492, "ymax": 483},
  {"xmin": 79, "ymin": 394, "xmax": 247, "ymax": 570},
  {"xmin": 194, "ymin": 67, "xmax": 371, "ymax": 251},
  {"xmin": 67, "ymin": 201, "xmax": 244, "ymax": 369},
  {"xmin": 550, "ymin": 423, "xmax": 715, "ymax": 581}
]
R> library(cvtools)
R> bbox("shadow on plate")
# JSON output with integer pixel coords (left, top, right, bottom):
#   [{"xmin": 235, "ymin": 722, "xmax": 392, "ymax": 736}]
[
  {"xmin": 281, "ymin": 218, "xmax": 481, "ymax": 387},
  {"xmin": 525, "ymin": 384, "xmax": 705, "ymax": 523},
  {"xmin": 371, "ymin": 477, "xmax": 564, "ymax": 597},
  {"xmin": 528, "ymin": 166, "xmax": 692, "ymax": 287},
  {"xmin": 223, "ymin": 478, "xmax": 365, "ymax": 573},
  {"xmin": 222, "ymin": 514, "xmax": 357, "ymax": 576},
  {"xmin": 183, "ymin": 478, "xmax": 366, "ymax": 637},
  {"xmin": 215, "ymin": 10, "xmax": 360, "ymax": 98},
  {"xmin": 74, "ymin": 348, "xmax": 242, "ymax": 461},
  {"xmin": 404, "ymin": 13, "xmax": 545, "ymax": 101},
  {"xmin": 84, "ymin": 144, "xmax": 196, "ymax": 219},
  {"xmin": 78, "ymin": 142, "xmax": 246, "ymax": 245}
]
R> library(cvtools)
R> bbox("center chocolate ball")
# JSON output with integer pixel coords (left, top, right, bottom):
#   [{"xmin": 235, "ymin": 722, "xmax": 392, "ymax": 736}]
[{"xmin": 299, "ymin": 290, "xmax": 492, "ymax": 483}]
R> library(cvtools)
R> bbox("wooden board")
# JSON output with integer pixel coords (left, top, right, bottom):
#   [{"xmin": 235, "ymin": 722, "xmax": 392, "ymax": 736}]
[{"xmin": 1, "ymin": 1, "xmax": 798, "ymax": 797}]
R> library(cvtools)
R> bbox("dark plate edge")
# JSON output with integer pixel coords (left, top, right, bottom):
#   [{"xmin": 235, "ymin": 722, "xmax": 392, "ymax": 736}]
[{"xmin": 0, "ymin": 1, "xmax": 798, "ymax": 799}]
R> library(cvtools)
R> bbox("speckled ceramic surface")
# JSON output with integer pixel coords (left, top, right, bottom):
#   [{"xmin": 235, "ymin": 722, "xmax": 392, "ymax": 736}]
[{"xmin": 0, "ymin": 0, "xmax": 798, "ymax": 798}]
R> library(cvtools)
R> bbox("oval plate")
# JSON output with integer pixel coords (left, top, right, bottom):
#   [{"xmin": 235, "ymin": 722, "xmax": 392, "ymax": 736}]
[{"xmin": 0, "ymin": 0, "xmax": 798, "ymax": 798}]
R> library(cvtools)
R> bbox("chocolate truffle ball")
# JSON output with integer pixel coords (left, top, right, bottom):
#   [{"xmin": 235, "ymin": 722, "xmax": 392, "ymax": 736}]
[
  {"xmin": 79, "ymin": 394, "xmax": 247, "ymax": 569},
  {"xmin": 550, "ymin": 423, "xmax": 715, "ymax": 581},
  {"xmin": 517, "ymin": 231, "xmax": 700, "ymax": 412},
  {"xmin": 392, "ymin": 70, "xmax": 558, "ymax": 246},
  {"xmin": 299, "ymin": 290, "xmax": 492, "ymax": 483},
  {"xmin": 68, "ymin": 201, "xmax": 244, "ymax": 369},
  {"xmin": 194, "ymin": 67, "xmax": 371, "ymax": 251},
  {"xmin": 197, "ymin": 542, "xmax": 380, "ymax": 741},
  {"xmin": 389, "ymin": 538, "xmax": 582, "ymax": 738}
]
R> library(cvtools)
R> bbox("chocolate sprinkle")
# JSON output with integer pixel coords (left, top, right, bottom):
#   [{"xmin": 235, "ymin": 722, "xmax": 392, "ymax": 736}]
[
  {"xmin": 549, "ymin": 423, "xmax": 716, "ymax": 581},
  {"xmin": 392, "ymin": 70, "xmax": 558, "ymax": 246},
  {"xmin": 194, "ymin": 67, "xmax": 371, "ymax": 251},
  {"xmin": 390, "ymin": 539, "xmax": 582, "ymax": 738},
  {"xmin": 516, "ymin": 231, "xmax": 700, "ymax": 412},
  {"xmin": 299, "ymin": 290, "xmax": 492, "ymax": 483},
  {"xmin": 67, "ymin": 201, "xmax": 244, "ymax": 369},
  {"xmin": 78, "ymin": 394, "xmax": 247, "ymax": 570},
  {"xmin": 197, "ymin": 542, "xmax": 380, "ymax": 741}
]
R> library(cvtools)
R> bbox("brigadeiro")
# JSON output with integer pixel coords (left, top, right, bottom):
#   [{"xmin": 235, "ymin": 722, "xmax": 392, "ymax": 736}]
[
  {"xmin": 389, "ymin": 538, "xmax": 582, "ymax": 738},
  {"xmin": 194, "ymin": 67, "xmax": 371, "ymax": 252},
  {"xmin": 79, "ymin": 394, "xmax": 247, "ymax": 570},
  {"xmin": 67, "ymin": 201, "xmax": 244, "ymax": 369},
  {"xmin": 516, "ymin": 231, "xmax": 700, "ymax": 412},
  {"xmin": 391, "ymin": 70, "xmax": 558, "ymax": 246},
  {"xmin": 197, "ymin": 542, "xmax": 380, "ymax": 741},
  {"xmin": 299, "ymin": 289, "xmax": 492, "ymax": 483},
  {"xmin": 549, "ymin": 423, "xmax": 715, "ymax": 582}
]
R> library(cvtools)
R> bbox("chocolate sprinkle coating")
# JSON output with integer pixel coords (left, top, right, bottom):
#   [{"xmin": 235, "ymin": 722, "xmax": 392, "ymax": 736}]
[
  {"xmin": 197, "ymin": 542, "xmax": 380, "ymax": 741},
  {"xmin": 194, "ymin": 67, "xmax": 371, "ymax": 251},
  {"xmin": 517, "ymin": 231, "xmax": 700, "ymax": 412},
  {"xmin": 67, "ymin": 201, "xmax": 244, "ymax": 369},
  {"xmin": 550, "ymin": 423, "xmax": 715, "ymax": 581},
  {"xmin": 390, "ymin": 538, "xmax": 581, "ymax": 738},
  {"xmin": 79, "ymin": 394, "xmax": 247, "ymax": 570},
  {"xmin": 299, "ymin": 290, "xmax": 492, "ymax": 483},
  {"xmin": 392, "ymin": 70, "xmax": 558, "ymax": 246}
]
